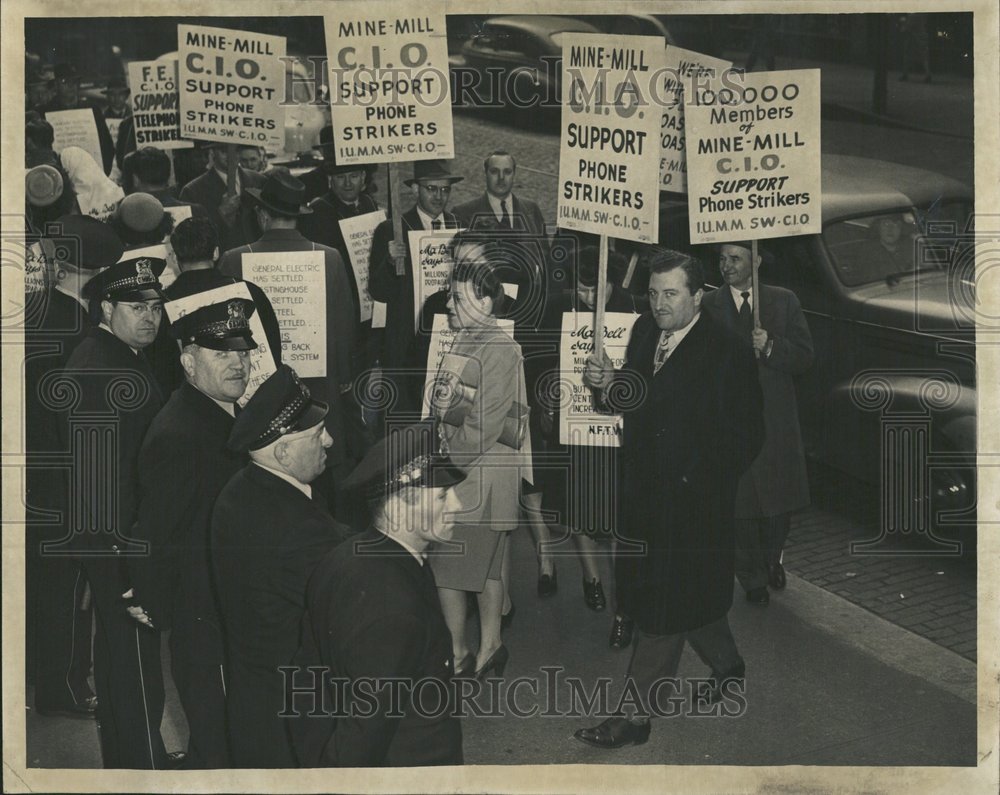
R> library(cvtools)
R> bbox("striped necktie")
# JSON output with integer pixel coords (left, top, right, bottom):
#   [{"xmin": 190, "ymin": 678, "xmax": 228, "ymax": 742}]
[{"xmin": 653, "ymin": 331, "xmax": 673, "ymax": 374}]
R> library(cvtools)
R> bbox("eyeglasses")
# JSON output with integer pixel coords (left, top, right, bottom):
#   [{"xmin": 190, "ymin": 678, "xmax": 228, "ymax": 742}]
[{"xmin": 420, "ymin": 185, "xmax": 452, "ymax": 196}]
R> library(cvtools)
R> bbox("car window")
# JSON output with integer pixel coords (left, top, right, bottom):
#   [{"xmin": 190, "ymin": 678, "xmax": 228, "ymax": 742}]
[{"xmin": 823, "ymin": 204, "xmax": 970, "ymax": 287}]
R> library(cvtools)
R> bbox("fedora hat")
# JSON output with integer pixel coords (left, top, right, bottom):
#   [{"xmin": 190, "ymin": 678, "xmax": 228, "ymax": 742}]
[
  {"xmin": 102, "ymin": 76, "xmax": 130, "ymax": 95},
  {"xmin": 404, "ymin": 159, "xmax": 464, "ymax": 187},
  {"xmin": 245, "ymin": 171, "xmax": 313, "ymax": 217}
]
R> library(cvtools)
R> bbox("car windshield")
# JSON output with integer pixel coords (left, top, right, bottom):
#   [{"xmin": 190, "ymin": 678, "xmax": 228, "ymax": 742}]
[{"xmin": 823, "ymin": 200, "xmax": 971, "ymax": 287}]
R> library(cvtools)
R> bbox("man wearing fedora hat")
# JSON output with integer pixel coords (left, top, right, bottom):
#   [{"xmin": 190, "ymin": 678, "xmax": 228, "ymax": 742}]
[
  {"xmin": 300, "ymin": 127, "xmax": 382, "ymax": 376},
  {"xmin": 129, "ymin": 298, "xmax": 258, "ymax": 768},
  {"xmin": 212, "ymin": 364, "xmax": 349, "ymax": 767},
  {"xmin": 368, "ymin": 159, "xmax": 463, "ymax": 414},
  {"xmin": 62, "ymin": 254, "xmax": 180, "ymax": 768},
  {"xmin": 99, "ymin": 75, "xmax": 131, "ymax": 150},
  {"xmin": 294, "ymin": 420, "xmax": 465, "ymax": 767},
  {"xmin": 179, "ymin": 142, "xmax": 266, "ymax": 252},
  {"xmin": 221, "ymin": 170, "xmax": 357, "ymax": 494},
  {"xmin": 25, "ymin": 216, "xmax": 123, "ymax": 721}
]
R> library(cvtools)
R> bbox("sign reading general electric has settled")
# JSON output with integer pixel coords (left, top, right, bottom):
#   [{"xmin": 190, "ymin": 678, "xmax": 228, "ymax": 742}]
[
  {"xmin": 325, "ymin": 8, "xmax": 454, "ymax": 164},
  {"xmin": 684, "ymin": 68, "xmax": 821, "ymax": 243},
  {"xmin": 178, "ymin": 24, "xmax": 286, "ymax": 150},
  {"xmin": 557, "ymin": 34, "xmax": 664, "ymax": 244}
]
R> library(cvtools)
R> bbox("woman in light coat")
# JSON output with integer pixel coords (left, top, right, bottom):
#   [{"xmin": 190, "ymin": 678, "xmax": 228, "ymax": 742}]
[{"xmin": 430, "ymin": 234, "xmax": 531, "ymax": 680}]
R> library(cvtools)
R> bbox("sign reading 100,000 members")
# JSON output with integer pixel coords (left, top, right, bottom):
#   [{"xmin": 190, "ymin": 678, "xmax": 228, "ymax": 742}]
[{"xmin": 684, "ymin": 69, "xmax": 821, "ymax": 244}]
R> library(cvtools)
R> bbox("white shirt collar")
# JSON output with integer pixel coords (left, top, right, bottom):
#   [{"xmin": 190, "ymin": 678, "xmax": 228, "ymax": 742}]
[
  {"xmin": 415, "ymin": 205, "xmax": 443, "ymax": 230},
  {"xmin": 729, "ymin": 285, "xmax": 753, "ymax": 308},
  {"xmin": 486, "ymin": 192, "xmax": 513, "ymax": 222},
  {"xmin": 661, "ymin": 311, "xmax": 701, "ymax": 352},
  {"xmin": 252, "ymin": 462, "xmax": 312, "ymax": 499}
]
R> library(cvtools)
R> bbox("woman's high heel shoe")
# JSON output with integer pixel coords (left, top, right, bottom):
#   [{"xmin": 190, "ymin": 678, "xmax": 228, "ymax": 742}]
[
  {"xmin": 453, "ymin": 652, "xmax": 476, "ymax": 677},
  {"xmin": 474, "ymin": 645, "xmax": 509, "ymax": 680}
]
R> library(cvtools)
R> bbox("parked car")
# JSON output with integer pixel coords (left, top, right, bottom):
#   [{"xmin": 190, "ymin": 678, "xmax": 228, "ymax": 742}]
[
  {"xmin": 450, "ymin": 15, "xmax": 601, "ymax": 109},
  {"xmin": 624, "ymin": 154, "xmax": 976, "ymax": 542}
]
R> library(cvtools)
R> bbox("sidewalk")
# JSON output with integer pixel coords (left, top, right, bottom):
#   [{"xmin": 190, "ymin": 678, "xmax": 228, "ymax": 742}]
[{"xmin": 24, "ymin": 524, "xmax": 977, "ymax": 771}]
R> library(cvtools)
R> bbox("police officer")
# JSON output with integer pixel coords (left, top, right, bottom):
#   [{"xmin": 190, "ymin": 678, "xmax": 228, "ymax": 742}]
[
  {"xmin": 130, "ymin": 297, "xmax": 258, "ymax": 768},
  {"xmin": 296, "ymin": 421, "xmax": 465, "ymax": 767},
  {"xmin": 212, "ymin": 365, "xmax": 348, "ymax": 767},
  {"xmin": 64, "ymin": 255, "xmax": 177, "ymax": 768}
]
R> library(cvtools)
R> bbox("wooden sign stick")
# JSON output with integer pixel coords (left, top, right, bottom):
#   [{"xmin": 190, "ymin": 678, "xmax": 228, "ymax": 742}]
[
  {"xmin": 594, "ymin": 234, "xmax": 609, "ymax": 361},
  {"xmin": 389, "ymin": 162, "xmax": 406, "ymax": 276},
  {"xmin": 226, "ymin": 143, "xmax": 238, "ymax": 196},
  {"xmin": 621, "ymin": 251, "xmax": 639, "ymax": 289},
  {"xmin": 751, "ymin": 238, "xmax": 761, "ymax": 330}
]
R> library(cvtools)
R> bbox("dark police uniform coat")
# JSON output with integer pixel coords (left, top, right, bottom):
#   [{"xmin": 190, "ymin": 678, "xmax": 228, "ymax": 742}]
[
  {"xmin": 212, "ymin": 462, "xmax": 346, "ymax": 767},
  {"xmin": 296, "ymin": 529, "xmax": 462, "ymax": 767},
  {"xmin": 63, "ymin": 325, "xmax": 169, "ymax": 768},
  {"xmin": 701, "ymin": 283, "xmax": 814, "ymax": 517},
  {"xmin": 606, "ymin": 312, "xmax": 764, "ymax": 635},
  {"xmin": 131, "ymin": 382, "xmax": 244, "ymax": 767}
]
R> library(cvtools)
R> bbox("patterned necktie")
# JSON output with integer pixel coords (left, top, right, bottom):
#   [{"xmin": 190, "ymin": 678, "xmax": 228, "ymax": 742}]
[
  {"xmin": 738, "ymin": 291, "xmax": 753, "ymax": 337},
  {"xmin": 653, "ymin": 331, "xmax": 673, "ymax": 374},
  {"xmin": 500, "ymin": 199, "xmax": 511, "ymax": 229}
]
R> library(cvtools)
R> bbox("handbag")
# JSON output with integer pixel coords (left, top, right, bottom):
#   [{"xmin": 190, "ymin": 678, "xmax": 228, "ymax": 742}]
[{"xmin": 431, "ymin": 350, "xmax": 530, "ymax": 450}]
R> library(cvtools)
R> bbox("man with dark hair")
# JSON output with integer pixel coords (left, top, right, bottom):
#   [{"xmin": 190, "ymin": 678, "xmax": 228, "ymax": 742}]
[
  {"xmin": 166, "ymin": 217, "xmax": 282, "ymax": 360},
  {"xmin": 129, "ymin": 298, "xmax": 259, "ymax": 768},
  {"xmin": 575, "ymin": 247, "xmax": 764, "ymax": 749},
  {"xmin": 220, "ymin": 171, "xmax": 357, "ymax": 488},
  {"xmin": 123, "ymin": 147, "xmax": 206, "ymax": 216},
  {"xmin": 179, "ymin": 142, "xmax": 265, "ymax": 251}
]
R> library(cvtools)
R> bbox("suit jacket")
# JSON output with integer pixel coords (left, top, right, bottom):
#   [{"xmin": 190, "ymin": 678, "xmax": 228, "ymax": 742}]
[
  {"xmin": 368, "ymin": 207, "xmax": 459, "ymax": 372},
  {"xmin": 211, "ymin": 463, "xmax": 347, "ymax": 767},
  {"xmin": 605, "ymin": 312, "xmax": 764, "ymax": 635},
  {"xmin": 164, "ymin": 268, "xmax": 283, "ymax": 364},
  {"xmin": 295, "ymin": 530, "xmax": 462, "ymax": 767},
  {"xmin": 131, "ymin": 383, "xmax": 243, "ymax": 658},
  {"xmin": 63, "ymin": 327, "xmax": 166, "ymax": 591},
  {"xmin": 702, "ymin": 283, "xmax": 814, "ymax": 516},
  {"xmin": 179, "ymin": 168, "xmax": 265, "ymax": 252},
  {"xmin": 436, "ymin": 322, "xmax": 531, "ymax": 529}
]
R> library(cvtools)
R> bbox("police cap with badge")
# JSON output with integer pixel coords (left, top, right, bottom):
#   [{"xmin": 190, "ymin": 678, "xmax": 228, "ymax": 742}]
[
  {"xmin": 170, "ymin": 298, "xmax": 258, "ymax": 351},
  {"xmin": 229, "ymin": 364, "xmax": 328, "ymax": 452},
  {"xmin": 82, "ymin": 255, "xmax": 166, "ymax": 302},
  {"xmin": 342, "ymin": 420, "xmax": 466, "ymax": 498}
]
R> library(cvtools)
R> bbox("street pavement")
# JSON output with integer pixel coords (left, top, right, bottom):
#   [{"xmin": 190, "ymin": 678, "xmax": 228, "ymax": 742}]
[{"xmin": 23, "ymin": 459, "xmax": 978, "ymax": 769}]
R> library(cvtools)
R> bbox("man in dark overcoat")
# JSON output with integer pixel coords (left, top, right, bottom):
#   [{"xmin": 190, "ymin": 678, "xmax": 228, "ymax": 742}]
[
  {"xmin": 178, "ymin": 142, "xmax": 265, "ymax": 252},
  {"xmin": 294, "ymin": 421, "xmax": 465, "ymax": 767},
  {"xmin": 220, "ymin": 170, "xmax": 357, "ymax": 483},
  {"xmin": 63, "ymin": 254, "xmax": 175, "ymax": 767},
  {"xmin": 129, "ymin": 297, "xmax": 259, "ymax": 768},
  {"xmin": 576, "ymin": 248, "xmax": 764, "ymax": 748},
  {"xmin": 367, "ymin": 160, "xmax": 462, "ymax": 415},
  {"xmin": 211, "ymin": 365, "xmax": 348, "ymax": 767},
  {"xmin": 702, "ymin": 241, "xmax": 814, "ymax": 601}
]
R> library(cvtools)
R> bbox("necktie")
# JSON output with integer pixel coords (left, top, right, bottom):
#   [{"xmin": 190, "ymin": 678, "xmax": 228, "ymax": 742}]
[
  {"xmin": 500, "ymin": 200, "xmax": 511, "ymax": 229},
  {"xmin": 431, "ymin": 218, "xmax": 442, "ymax": 230},
  {"xmin": 738, "ymin": 291, "xmax": 753, "ymax": 337},
  {"xmin": 653, "ymin": 331, "xmax": 673, "ymax": 374}
]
